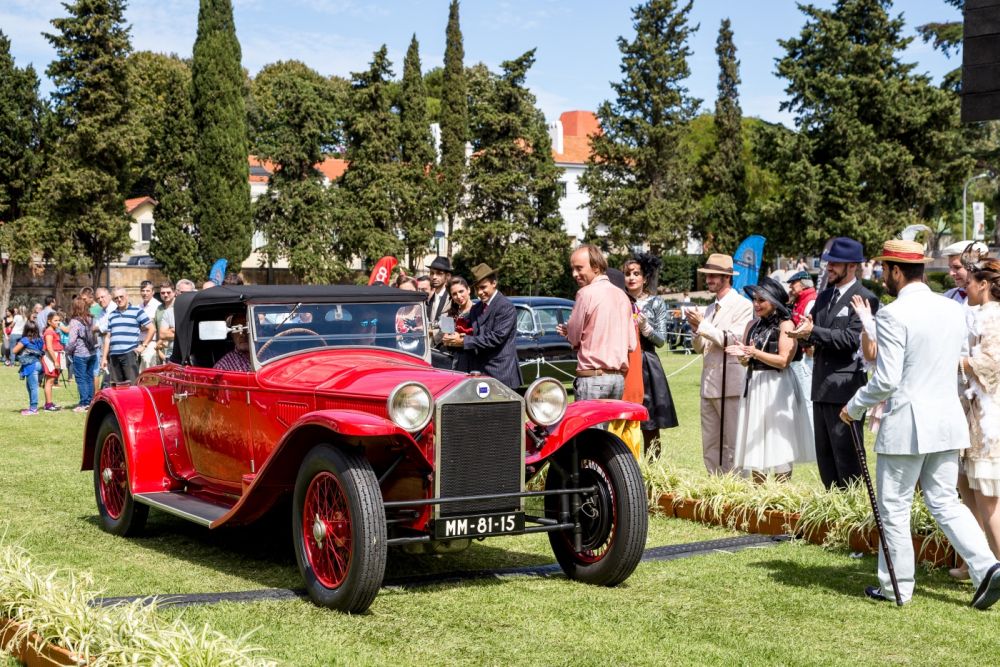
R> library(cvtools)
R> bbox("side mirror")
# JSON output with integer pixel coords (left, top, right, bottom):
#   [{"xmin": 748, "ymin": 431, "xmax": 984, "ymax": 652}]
[{"xmin": 199, "ymin": 320, "xmax": 229, "ymax": 341}]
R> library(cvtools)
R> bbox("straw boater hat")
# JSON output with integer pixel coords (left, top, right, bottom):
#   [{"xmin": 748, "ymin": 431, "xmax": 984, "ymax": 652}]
[
  {"xmin": 697, "ymin": 253, "xmax": 739, "ymax": 276},
  {"xmin": 871, "ymin": 239, "xmax": 933, "ymax": 264}
]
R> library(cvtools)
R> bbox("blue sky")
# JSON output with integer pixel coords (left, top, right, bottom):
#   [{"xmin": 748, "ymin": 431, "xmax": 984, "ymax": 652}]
[{"xmin": 2, "ymin": 0, "xmax": 963, "ymax": 127}]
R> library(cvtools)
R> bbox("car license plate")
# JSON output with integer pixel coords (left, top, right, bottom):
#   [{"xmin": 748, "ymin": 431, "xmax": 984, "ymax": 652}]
[{"xmin": 434, "ymin": 511, "xmax": 525, "ymax": 539}]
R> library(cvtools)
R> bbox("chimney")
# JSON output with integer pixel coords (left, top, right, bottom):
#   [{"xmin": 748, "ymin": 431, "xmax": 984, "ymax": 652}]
[{"xmin": 548, "ymin": 119, "xmax": 564, "ymax": 154}]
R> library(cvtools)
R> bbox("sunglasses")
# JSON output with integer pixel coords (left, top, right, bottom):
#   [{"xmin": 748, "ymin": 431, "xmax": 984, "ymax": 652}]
[{"xmin": 361, "ymin": 319, "xmax": 378, "ymax": 327}]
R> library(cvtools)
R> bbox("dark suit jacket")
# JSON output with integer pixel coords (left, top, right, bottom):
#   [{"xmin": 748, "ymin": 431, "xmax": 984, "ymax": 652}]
[
  {"xmin": 460, "ymin": 291, "xmax": 522, "ymax": 389},
  {"xmin": 808, "ymin": 280, "xmax": 879, "ymax": 404}
]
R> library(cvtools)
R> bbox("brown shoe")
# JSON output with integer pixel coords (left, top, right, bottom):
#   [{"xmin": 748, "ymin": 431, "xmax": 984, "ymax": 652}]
[{"xmin": 949, "ymin": 566, "xmax": 971, "ymax": 581}]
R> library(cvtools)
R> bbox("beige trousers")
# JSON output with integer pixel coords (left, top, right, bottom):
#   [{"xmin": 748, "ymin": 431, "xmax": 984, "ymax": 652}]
[{"xmin": 701, "ymin": 396, "xmax": 741, "ymax": 475}]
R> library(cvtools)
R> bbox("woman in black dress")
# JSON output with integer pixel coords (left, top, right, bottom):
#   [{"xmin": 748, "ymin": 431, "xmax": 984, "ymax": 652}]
[{"xmin": 623, "ymin": 254, "xmax": 679, "ymax": 453}]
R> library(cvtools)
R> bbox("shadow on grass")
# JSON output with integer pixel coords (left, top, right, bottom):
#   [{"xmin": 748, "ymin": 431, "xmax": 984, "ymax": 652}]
[
  {"xmin": 80, "ymin": 499, "xmax": 554, "ymax": 594},
  {"xmin": 748, "ymin": 557, "xmax": 969, "ymax": 606}
]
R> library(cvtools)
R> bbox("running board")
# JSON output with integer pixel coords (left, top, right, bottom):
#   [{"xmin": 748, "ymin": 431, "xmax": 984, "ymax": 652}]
[{"xmin": 134, "ymin": 491, "xmax": 232, "ymax": 528}]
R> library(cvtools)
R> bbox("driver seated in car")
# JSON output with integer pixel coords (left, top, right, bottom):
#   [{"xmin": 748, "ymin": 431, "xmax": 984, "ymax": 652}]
[{"xmin": 214, "ymin": 313, "xmax": 252, "ymax": 372}]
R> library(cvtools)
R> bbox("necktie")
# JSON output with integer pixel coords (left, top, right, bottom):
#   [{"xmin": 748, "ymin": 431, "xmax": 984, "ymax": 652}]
[
  {"xmin": 828, "ymin": 288, "xmax": 840, "ymax": 314},
  {"xmin": 710, "ymin": 302, "xmax": 721, "ymax": 323},
  {"xmin": 959, "ymin": 289, "xmax": 967, "ymax": 299}
]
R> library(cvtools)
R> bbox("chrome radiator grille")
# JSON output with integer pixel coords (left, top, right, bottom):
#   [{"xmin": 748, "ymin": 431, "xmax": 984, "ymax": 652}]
[{"xmin": 436, "ymin": 399, "xmax": 523, "ymax": 517}]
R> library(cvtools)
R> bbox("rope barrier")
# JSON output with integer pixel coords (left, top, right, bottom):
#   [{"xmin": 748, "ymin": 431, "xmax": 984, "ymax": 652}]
[{"xmin": 520, "ymin": 349, "xmax": 703, "ymax": 382}]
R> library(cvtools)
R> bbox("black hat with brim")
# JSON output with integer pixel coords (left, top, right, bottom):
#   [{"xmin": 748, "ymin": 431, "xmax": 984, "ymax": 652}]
[{"xmin": 743, "ymin": 276, "xmax": 791, "ymax": 318}]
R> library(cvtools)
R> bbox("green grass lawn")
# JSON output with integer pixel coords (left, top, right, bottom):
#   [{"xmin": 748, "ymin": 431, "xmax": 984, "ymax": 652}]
[{"xmin": 0, "ymin": 354, "xmax": 996, "ymax": 666}]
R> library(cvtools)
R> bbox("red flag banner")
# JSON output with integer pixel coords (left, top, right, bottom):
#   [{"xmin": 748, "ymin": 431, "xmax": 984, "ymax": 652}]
[{"xmin": 368, "ymin": 256, "xmax": 398, "ymax": 285}]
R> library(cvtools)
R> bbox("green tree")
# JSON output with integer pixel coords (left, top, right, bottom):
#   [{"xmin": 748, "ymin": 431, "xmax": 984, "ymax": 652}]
[
  {"xmin": 696, "ymin": 18, "xmax": 747, "ymax": 254},
  {"xmin": 396, "ymin": 35, "xmax": 438, "ymax": 271},
  {"xmin": 33, "ymin": 0, "xmax": 135, "ymax": 286},
  {"xmin": 0, "ymin": 31, "xmax": 44, "ymax": 314},
  {"xmin": 338, "ymin": 46, "xmax": 403, "ymax": 272},
  {"xmin": 127, "ymin": 52, "xmax": 202, "ymax": 281},
  {"xmin": 454, "ymin": 51, "xmax": 569, "ymax": 296},
  {"xmin": 439, "ymin": 0, "xmax": 468, "ymax": 257},
  {"xmin": 578, "ymin": 0, "xmax": 701, "ymax": 254},
  {"xmin": 191, "ymin": 0, "xmax": 251, "ymax": 272},
  {"xmin": 772, "ymin": 0, "xmax": 970, "ymax": 255},
  {"xmin": 917, "ymin": 0, "xmax": 963, "ymax": 91},
  {"xmin": 250, "ymin": 60, "xmax": 346, "ymax": 283}
]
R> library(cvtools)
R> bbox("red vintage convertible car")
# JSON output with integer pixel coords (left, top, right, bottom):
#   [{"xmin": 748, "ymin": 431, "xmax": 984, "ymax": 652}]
[{"xmin": 82, "ymin": 285, "xmax": 648, "ymax": 612}]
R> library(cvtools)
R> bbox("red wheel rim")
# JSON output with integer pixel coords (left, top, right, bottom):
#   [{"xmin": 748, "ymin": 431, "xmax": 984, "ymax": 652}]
[
  {"xmin": 99, "ymin": 433, "xmax": 128, "ymax": 520},
  {"xmin": 302, "ymin": 471, "xmax": 352, "ymax": 589},
  {"xmin": 574, "ymin": 458, "xmax": 617, "ymax": 563}
]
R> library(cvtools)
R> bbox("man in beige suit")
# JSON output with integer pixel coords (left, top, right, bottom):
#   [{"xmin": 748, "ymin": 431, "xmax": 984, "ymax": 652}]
[{"xmin": 685, "ymin": 254, "xmax": 754, "ymax": 474}]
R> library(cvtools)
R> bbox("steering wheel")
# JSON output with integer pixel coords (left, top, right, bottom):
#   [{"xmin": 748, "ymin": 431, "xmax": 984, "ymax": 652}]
[{"xmin": 256, "ymin": 327, "xmax": 328, "ymax": 358}]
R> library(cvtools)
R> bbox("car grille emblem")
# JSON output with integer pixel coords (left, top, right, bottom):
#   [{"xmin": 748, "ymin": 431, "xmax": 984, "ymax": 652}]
[{"xmin": 476, "ymin": 382, "xmax": 491, "ymax": 399}]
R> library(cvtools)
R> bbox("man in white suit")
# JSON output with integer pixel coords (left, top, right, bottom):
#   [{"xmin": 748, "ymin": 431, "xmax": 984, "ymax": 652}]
[
  {"xmin": 686, "ymin": 254, "xmax": 754, "ymax": 474},
  {"xmin": 842, "ymin": 239, "xmax": 1000, "ymax": 609}
]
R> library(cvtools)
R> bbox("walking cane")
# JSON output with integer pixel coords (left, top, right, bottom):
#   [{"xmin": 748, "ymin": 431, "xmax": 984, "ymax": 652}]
[
  {"xmin": 848, "ymin": 420, "xmax": 903, "ymax": 606},
  {"xmin": 719, "ymin": 331, "xmax": 729, "ymax": 471}
]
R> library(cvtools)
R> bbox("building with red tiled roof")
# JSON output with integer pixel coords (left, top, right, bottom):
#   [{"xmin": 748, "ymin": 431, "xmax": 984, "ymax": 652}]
[{"xmin": 549, "ymin": 110, "xmax": 600, "ymax": 240}]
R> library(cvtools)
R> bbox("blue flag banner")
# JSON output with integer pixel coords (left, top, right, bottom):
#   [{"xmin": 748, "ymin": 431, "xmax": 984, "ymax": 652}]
[
  {"xmin": 731, "ymin": 235, "xmax": 766, "ymax": 292},
  {"xmin": 209, "ymin": 259, "xmax": 228, "ymax": 286}
]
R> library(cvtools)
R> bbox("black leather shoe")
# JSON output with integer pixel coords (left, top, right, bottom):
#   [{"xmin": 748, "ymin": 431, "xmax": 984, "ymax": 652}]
[
  {"xmin": 864, "ymin": 586, "xmax": 890, "ymax": 602},
  {"xmin": 971, "ymin": 562, "xmax": 1000, "ymax": 610}
]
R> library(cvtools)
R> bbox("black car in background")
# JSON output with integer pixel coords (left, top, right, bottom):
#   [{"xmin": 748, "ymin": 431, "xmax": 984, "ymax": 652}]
[{"xmin": 511, "ymin": 296, "xmax": 576, "ymax": 386}]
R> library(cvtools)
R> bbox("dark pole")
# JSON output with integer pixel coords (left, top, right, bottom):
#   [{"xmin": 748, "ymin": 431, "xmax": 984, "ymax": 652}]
[
  {"xmin": 849, "ymin": 421, "xmax": 903, "ymax": 606},
  {"xmin": 719, "ymin": 331, "xmax": 728, "ymax": 471}
]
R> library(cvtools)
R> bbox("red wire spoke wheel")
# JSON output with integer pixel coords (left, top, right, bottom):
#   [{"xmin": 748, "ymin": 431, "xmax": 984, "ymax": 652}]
[
  {"xmin": 92, "ymin": 414, "xmax": 148, "ymax": 536},
  {"xmin": 293, "ymin": 444, "xmax": 386, "ymax": 613},
  {"xmin": 99, "ymin": 432, "xmax": 127, "ymax": 520}
]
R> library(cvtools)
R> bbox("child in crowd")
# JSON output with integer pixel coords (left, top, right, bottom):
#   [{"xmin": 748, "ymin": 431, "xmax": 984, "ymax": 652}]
[
  {"xmin": 42, "ymin": 311, "xmax": 64, "ymax": 411},
  {"xmin": 12, "ymin": 321, "xmax": 44, "ymax": 415}
]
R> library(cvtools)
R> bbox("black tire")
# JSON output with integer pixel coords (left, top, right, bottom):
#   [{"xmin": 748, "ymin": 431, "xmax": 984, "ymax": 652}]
[
  {"xmin": 544, "ymin": 433, "xmax": 648, "ymax": 586},
  {"xmin": 292, "ymin": 444, "xmax": 387, "ymax": 613},
  {"xmin": 93, "ymin": 414, "xmax": 148, "ymax": 536}
]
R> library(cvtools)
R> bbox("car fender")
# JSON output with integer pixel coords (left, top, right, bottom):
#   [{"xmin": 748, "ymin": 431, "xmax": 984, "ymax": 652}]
[
  {"xmin": 531, "ymin": 399, "xmax": 648, "ymax": 463},
  {"xmin": 82, "ymin": 387, "xmax": 178, "ymax": 495}
]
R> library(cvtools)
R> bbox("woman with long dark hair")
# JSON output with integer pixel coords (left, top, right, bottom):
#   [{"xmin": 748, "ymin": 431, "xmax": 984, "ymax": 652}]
[{"xmin": 623, "ymin": 254, "xmax": 679, "ymax": 453}]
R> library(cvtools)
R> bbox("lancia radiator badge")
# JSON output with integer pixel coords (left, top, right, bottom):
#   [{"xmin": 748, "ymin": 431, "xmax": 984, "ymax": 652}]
[{"xmin": 476, "ymin": 382, "xmax": 491, "ymax": 399}]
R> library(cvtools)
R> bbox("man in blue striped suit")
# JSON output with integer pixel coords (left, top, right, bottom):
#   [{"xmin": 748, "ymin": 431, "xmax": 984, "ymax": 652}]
[{"xmin": 442, "ymin": 263, "xmax": 522, "ymax": 390}]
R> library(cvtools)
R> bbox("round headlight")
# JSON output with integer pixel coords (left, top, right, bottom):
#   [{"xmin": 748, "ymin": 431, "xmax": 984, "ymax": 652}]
[
  {"xmin": 525, "ymin": 378, "xmax": 567, "ymax": 426},
  {"xmin": 387, "ymin": 382, "xmax": 433, "ymax": 432}
]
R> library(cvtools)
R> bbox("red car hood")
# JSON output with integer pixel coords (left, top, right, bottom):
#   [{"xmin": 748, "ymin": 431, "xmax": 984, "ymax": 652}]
[{"xmin": 256, "ymin": 349, "xmax": 467, "ymax": 398}]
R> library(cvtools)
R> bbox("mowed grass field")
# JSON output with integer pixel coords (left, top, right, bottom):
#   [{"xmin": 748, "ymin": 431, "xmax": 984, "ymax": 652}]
[{"xmin": 1, "ymin": 352, "xmax": 997, "ymax": 666}]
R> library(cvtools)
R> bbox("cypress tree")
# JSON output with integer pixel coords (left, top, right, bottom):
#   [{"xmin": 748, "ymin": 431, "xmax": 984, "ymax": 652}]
[
  {"xmin": 397, "ymin": 34, "xmax": 438, "ymax": 270},
  {"xmin": 698, "ymin": 18, "xmax": 747, "ymax": 253},
  {"xmin": 455, "ymin": 51, "xmax": 569, "ymax": 296},
  {"xmin": 578, "ymin": 0, "xmax": 700, "ymax": 254},
  {"xmin": 339, "ymin": 46, "xmax": 404, "ymax": 270},
  {"xmin": 0, "ymin": 31, "xmax": 44, "ymax": 313},
  {"xmin": 439, "ymin": 0, "xmax": 468, "ymax": 258},
  {"xmin": 128, "ymin": 52, "xmax": 202, "ymax": 281},
  {"xmin": 250, "ymin": 60, "xmax": 345, "ymax": 283},
  {"xmin": 191, "ymin": 0, "xmax": 251, "ymax": 273},
  {"xmin": 773, "ymin": 0, "xmax": 968, "ymax": 253},
  {"xmin": 34, "ymin": 0, "xmax": 135, "ymax": 287}
]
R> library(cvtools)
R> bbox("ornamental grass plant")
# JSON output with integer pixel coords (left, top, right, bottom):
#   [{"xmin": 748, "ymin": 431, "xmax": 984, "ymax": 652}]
[{"xmin": 0, "ymin": 542, "xmax": 274, "ymax": 666}]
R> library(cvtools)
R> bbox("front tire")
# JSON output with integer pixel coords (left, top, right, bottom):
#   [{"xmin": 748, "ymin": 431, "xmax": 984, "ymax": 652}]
[
  {"xmin": 545, "ymin": 433, "xmax": 648, "ymax": 586},
  {"xmin": 93, "ymin": 414, "xmax": 148, "ymax": 536},
  {"xmin": 292, "ymin": 444, "xmax": 387, "ymax": 613}
]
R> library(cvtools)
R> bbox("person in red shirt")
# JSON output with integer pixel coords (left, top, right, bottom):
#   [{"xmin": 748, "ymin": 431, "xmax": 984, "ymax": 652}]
[
  {"xmin": 786, "ymin": 271, "xmax": 817, "ymax": 327},
  {"xmin": 42, "ymin": 311, "xmax": 65, "ymax": 411}
]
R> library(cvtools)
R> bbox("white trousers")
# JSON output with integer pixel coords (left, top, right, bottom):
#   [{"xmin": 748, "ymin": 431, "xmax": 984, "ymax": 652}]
[{"xmin": 877, "ymin": 450, "xmax": 998, "ymax": 601}]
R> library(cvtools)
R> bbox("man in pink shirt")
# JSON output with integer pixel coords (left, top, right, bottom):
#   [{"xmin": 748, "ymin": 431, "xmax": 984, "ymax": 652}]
[{"xmin": 557, "ymin": 244, "xmax": 636, "ymax": 401}]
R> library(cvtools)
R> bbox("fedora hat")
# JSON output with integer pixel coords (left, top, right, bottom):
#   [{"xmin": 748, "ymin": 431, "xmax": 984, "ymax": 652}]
[
  {"xmin": 427, "ymin": 256, "xmax": 453, "ymax": 273},
  {"xmin": 697, "ymin": 253, "xmax": 739, "ymax": 276},
  {"xmin": 743, "ymin": 276, "xmax": 791, "ymax": 318},
  {"xmin": 871, "ymin": 239, "xmax": 933, "ymax": 264},
  {"xmin": 821, "ymin": 237, "xmax": 865, "ymax": 264},
  {"xmin": 470, "ymin": 263, "xmax": 498, "ymax": 285}
]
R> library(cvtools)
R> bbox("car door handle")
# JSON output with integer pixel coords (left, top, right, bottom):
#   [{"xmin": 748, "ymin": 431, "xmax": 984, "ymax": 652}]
[{"xmin": 172, "ymin": 391, "xmax": 191, "ymax": 404}]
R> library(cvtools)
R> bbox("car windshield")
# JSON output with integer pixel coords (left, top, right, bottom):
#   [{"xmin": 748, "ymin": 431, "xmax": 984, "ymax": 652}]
[{"xmin": 251, "ymin": 301, "xmax": 427, "ymax": 362}]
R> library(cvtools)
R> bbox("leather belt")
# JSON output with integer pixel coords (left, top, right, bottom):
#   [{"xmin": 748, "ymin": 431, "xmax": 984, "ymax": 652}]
[{"xmin": 576, "ymin": 368, "xmax": 624, "ymax": 377}]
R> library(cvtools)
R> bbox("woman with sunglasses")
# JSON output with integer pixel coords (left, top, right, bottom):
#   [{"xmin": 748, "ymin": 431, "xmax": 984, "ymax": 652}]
[{"xmin": 726, "ymin": 276, "xmax": 815, "ymax": 482}]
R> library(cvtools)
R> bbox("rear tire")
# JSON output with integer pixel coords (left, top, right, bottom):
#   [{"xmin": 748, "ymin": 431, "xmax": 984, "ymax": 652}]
[
  {"xmin": 545, "ymin": 434, "xmax": 647, "ymax": 586},
  {"xmin": 93, "ymin": 414, "xmax": 148, "ymax": 536},
  {"xmin": 292, "ymin": 444, "xmax": 386, "ymax": 613}
]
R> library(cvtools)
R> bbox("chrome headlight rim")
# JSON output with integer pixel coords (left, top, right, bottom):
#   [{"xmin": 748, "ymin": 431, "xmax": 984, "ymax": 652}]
[
  {"xmin": 524, "ymin": 377, "xmax": 567, "ymax": 426},
  {"xmin": 387, "ymin": 381, "xmax": 434, "ymax": 433}
]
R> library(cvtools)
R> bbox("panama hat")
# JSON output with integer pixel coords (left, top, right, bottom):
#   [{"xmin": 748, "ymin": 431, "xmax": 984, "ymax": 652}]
[
  {"xmin": 697, "ymin": 253, "xmax": 739, "ymax": 276},
  {"xmin": 941, "ymin": 241, "xmax": 989, "ymax": 257},
  {"xmin": 871, "ymin": 239, "xmax": 933, "ymax": 264}
]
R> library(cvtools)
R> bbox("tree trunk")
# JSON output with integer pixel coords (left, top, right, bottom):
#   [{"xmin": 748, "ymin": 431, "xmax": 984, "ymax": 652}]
[{"xmin": 0, "ymin": 261, "xmax": 14, "ymax": 319}]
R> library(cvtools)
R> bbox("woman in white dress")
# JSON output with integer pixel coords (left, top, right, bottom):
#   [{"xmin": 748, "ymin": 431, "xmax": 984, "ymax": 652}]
[
  {"xmin": 726, "ymin": 276, "xmax": 815, "ymax": 481},
  {"xmin": 958, "ymin": 254, "xmax": 1000, "ymax": 562}
]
